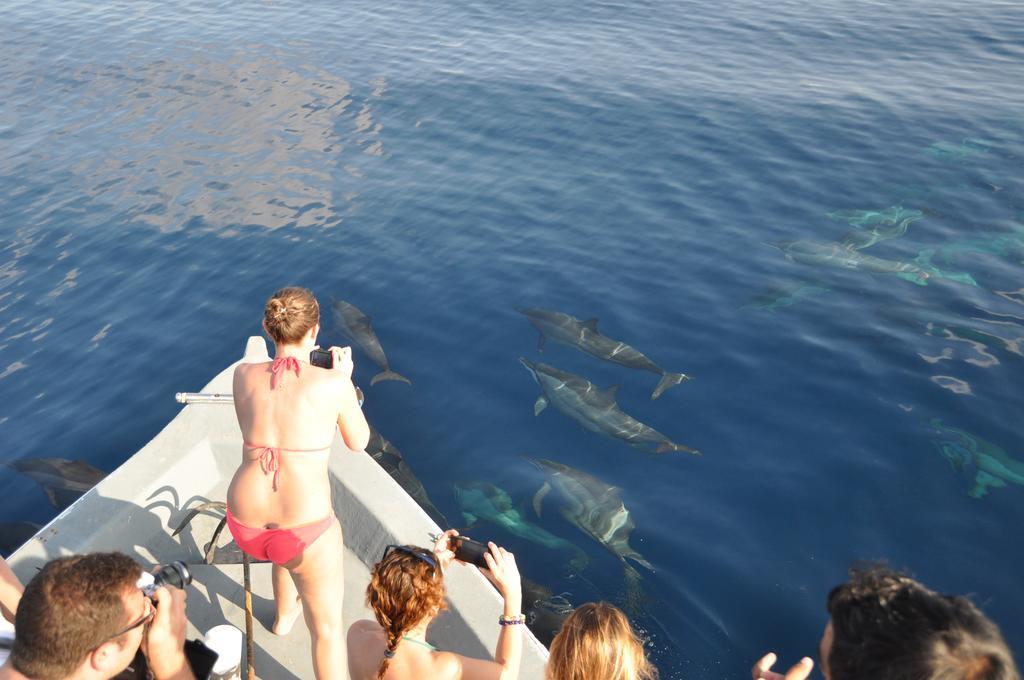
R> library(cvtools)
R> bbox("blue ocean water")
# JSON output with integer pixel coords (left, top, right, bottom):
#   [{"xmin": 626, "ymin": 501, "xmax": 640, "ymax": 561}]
[{"xmin": 2, "ymin": 0, "xmax": 1023, "ymax": 676}]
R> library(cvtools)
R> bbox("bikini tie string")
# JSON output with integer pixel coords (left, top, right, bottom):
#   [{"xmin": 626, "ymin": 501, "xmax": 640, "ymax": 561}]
[
  {"xmin": 257, "ymin": 447, "xmax": 281, "ymax": 491},
  {"xmin": 271, "ymin": 356, "xmax": 301, "ymax": 390}
]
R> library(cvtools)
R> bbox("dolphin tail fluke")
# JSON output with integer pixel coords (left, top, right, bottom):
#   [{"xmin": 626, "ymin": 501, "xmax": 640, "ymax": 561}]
[
  {"xmin": 370, "ymin": 370, "xmax": 412, "ymax": 386},
  {"xmin": 969, "ymin": 471, "xmax": 1006, "ymax": 499},
  {"xmin": 655, "ymin": 441, "xmax": 701, "ymax": 456},
  {"xmin": 651, "ymin": 372, "xmax": 692, "ymax": 400}
]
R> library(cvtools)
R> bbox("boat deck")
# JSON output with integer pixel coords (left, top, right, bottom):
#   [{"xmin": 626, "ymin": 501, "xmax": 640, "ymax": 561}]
[
  {"xmin": 6, "ymin": 337, "xmax": 549, "ymax": 678},
  {"xmin": 183, "ymin": 547, "xmax": 372, "ymax": 679}
]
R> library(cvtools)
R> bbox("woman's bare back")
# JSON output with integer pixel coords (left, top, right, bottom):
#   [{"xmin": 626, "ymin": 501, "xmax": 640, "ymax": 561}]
[{"xmin": 228, "ymin": 355, "xmax": 366, "ymax": 527}]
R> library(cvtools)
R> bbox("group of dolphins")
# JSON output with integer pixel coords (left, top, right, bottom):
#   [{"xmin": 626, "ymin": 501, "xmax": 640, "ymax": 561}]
[
  {"xmin": 338, "ymin": 297, "xmax": 700, "ymax": 628},
  {"xmin": 455, "ymin": 307, "xmax": 703, "ymax": 616},
  {"xmin": 5, "ymin": 290, "xmax": 1023, "ymax": 639}
]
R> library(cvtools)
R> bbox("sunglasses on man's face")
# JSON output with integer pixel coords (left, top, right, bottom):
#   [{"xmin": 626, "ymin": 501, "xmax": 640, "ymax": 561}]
[
  {"xmin": 105, "ymin": 596, "xmax": 156, "ymax": 642},
  {"xmin": 382, "ymin": 545, "xmax": 439, "ymax": 578}
]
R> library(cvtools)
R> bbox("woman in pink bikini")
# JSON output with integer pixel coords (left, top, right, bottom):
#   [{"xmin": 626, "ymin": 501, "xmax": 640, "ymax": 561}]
[{"xmin": 227, "ymin": 286, "xmax": 370, "ymax": 680}]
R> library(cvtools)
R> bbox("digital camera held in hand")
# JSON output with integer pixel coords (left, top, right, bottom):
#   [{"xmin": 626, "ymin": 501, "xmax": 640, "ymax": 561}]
[
  {"xmin": 310, "ymin": 347, "xmax": 333, "ymax": 369},
  {"xmin": 450, "ymin": 535, "xmax": 491, "ymax": 569}
]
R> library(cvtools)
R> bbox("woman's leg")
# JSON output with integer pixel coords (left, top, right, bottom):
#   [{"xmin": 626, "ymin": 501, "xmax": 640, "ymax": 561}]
[
  {"xmin": 287, "ymin": 519, "xmax": 345, "ymax": 680},
  {"xmin": 271, "ymin": 563, "xmax": 302, "ymax": 635}
]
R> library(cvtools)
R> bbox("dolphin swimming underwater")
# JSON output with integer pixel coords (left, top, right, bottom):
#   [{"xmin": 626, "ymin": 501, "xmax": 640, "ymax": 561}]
[
  {"xmin": 521, "ymin": 578, "xmax": 575, "ymax": 647},
  {"xmin": 519, "ymin": 358, "xmax": 699, "ymax": 455},
  {"xmin": 453, "ymin": 481, "xmax": 587, "ymax": 569},
  {"xmin": 5, "ymin": 458, "xmax": 106, "ymax": 511},
  {"xmin": 366, "ymin": 428, "xmax": 448, "ymax": 527},
  {"xmin": 530, "ymin": 458, "xmax": 653, "ymax": 573},
  {"xmin": 771, "ymin": 240, "xmax": 932, "ymax": 285},
  {"xmin": 332, "ymin": 299, "xmax": 411, "ymax": 386},
  {"xmin": 927, "ymin": 418, "xmax": 1024, "ymax": 499},
  {"xmin": 515, "ymin": 307, "xmax": 691, "ymax": 399}
]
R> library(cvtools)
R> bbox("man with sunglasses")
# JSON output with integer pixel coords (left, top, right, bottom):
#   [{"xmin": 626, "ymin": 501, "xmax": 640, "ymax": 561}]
[{"xmin": 0, "ymin": 552, "xmax": 195, "ymax": 680}]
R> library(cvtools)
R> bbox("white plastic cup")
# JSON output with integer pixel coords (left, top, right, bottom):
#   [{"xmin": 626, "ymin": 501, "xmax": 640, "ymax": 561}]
[{"xmin": 203, "ymin": 624, "xmax": 243, "ymax": 680}]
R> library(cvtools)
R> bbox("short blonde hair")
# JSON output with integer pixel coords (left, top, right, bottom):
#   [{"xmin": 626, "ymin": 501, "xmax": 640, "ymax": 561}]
[{"xmin": 546, "ymin": 602, "xmax": 658, "ymax": 680}]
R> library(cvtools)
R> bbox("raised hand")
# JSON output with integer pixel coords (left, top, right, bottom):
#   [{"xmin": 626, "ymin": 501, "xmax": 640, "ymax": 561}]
[
  {"xmin": 144, "ymin": 587, "xmax": 193, "ymax": 680},
  {"xmin": 481, "ymin": 542, "xmax": 522, "ymax": 611},
  {"xmin": 432, "ymin": 529, "xmax": 459, "ymax": 572},
  {"xmin": 752, "ymin": 652, "xmax": 814, "ymax": 680},
  {"xmin": 329, "ymin": 346, "xmax": 354, "ymax": 378}
]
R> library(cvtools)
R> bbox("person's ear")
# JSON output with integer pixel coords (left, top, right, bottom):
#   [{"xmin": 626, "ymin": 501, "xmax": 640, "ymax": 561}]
[
  {"xmin": 262, "ymin": 319, "xmax": 270, "ymax": 336},
  {"xmin": 89, "ymin": 640, "xmax": 122, "ymax": 673},
  {"xmin": 309, "ymin": 323, "xmax": 320, "ymax": 344}
]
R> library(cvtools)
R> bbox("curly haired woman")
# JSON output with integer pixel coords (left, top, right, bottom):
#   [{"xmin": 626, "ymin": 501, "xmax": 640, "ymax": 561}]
[{"xmin": 347, "ymin": 530, "xmax": 523, "ymax": 680}]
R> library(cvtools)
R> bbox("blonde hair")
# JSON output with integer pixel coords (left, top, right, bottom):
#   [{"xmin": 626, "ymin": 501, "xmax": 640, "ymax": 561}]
[
  {"xmin": 546, "ymin": 602, "xmax": 658, "ymax": 680},
  {"xmin": 366, "ymin": 547, "xmax": 447, "ymax": 679},
  {"xmin": 263, "ymin": 287, "xmax": 319, "ymax": 345}
]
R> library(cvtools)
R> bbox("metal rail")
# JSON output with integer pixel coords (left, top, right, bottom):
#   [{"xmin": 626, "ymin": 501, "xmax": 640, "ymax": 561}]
[{"xmin": 177, "ymin": 388, "xmax": 364, "ymax": 406}]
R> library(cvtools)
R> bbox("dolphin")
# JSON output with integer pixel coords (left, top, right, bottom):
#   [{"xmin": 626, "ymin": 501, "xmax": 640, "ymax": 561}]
[
  {"xmin": 366, "ymin": 428, "xmax": 448, "ymax": 527},
  {"xmin": 454, "ymin": 481, "xmax": 574, "ymax": 549},
  {"xmin": 5, "ymin": 458, "xmax": 106, "ymax": 511},
  {"xmin": 927, "ymin": 419, "xmax": 1024, "ymax": 498},
  {"xmin": 519, "ymin": 358, "xmax": 699, "ymax": 455},
  {"xmin": 771, "ymin": 240, "xmax": 932, "ymax": 285},
  {"xmin": 833, "ymin": 208, "xmax": 923, "ymax": 251},
  {"xmin": 453, "ymin": 481, "xmax": 586, "ymax": 567},
  {"xmin": 530, "ymin": 458, "xmax": 653, "ymax": 573},
  {"xmin": 828, "ymin": 205, "xmax": 923, "ymax": 229},
  {"xmin": 332, "ymin": 299, "xmax": 411, "ymax": 386},
  {"xmin": 745, "ymin": 282, "xmax": 831, "ymax": 312},
  {"xmin": 515, "ymin": 307, "xmax": 691, "ymax": 399},
  {"xmin": 521, "ymin": 578, "xmax": 574, "ymax": 647}
]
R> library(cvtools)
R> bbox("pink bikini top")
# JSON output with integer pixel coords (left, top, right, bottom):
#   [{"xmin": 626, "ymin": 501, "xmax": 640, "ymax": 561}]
[{"xmin": 245, "ymin": 356, "xmax": 332, "ymax": 490}]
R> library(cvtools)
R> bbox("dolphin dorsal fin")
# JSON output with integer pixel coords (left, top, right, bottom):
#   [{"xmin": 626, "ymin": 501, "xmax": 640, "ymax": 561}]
[
  {"xmin": 583, "ymin": 317, "xmax": 599, "ymax": 331},
  {"xmin": 601, "ymin": 384, "xmax": 620, "ymax": 401}
]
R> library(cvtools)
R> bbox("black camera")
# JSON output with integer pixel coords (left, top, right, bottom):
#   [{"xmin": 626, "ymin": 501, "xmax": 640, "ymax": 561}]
[
  {"xmin": 140, "ymin": 561, "xmax": 191, "ymax": 597},
  {"xmin": 451, "ymin": 536, "xmax": 491, "ymax": 569},
  {"xmin": 310, "ymin": 348, "xmax": 333, "ymax": 369}
]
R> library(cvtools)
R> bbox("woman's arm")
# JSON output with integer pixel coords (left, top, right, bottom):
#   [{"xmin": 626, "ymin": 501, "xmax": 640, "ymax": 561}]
[
  {"xmin": 0, "ymin": 557, "xmax": 23, "ymax": 624},
  {"xmin": 329, "ymin": 346, "xmax": 370, "ymax": 451},
  {"xmin": 445, "ymin": 543, "xmax": 523, "ymax": 680}
]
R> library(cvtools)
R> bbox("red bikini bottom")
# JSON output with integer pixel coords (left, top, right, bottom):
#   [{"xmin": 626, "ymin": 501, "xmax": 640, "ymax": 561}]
[{"xmin": 225, "ymin": 509, "xmax": 335, "ymax": 566}]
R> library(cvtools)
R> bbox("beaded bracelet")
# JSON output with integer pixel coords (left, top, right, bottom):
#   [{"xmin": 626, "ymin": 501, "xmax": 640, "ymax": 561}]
[{"xmin": 499, "ymin": 614, "xmax": 526, "ymax": 626}]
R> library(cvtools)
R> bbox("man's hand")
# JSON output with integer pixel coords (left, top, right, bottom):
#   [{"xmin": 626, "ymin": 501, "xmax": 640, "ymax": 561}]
[
  {"xmin": 752, "ymin": 652, "xmax": 814, "ymax": 680},
  {"xmin": 144, "ymin": 587, "xmax": 195, "ymax": 680}
]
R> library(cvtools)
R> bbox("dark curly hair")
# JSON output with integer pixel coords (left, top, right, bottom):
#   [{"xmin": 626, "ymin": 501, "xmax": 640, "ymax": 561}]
[{"xmin": 826, "ymin": 563, "xmax": 1019, "ymax": 680}]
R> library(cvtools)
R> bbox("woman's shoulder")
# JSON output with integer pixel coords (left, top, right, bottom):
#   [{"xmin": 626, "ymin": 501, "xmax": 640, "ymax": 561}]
[
  {"xmin": 430, "ymin": 651, "xmax": 465, "ymax": 679},
  {"xmin": 346, "ymin": 618, "xmax": 383, "ymax": 641}
]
